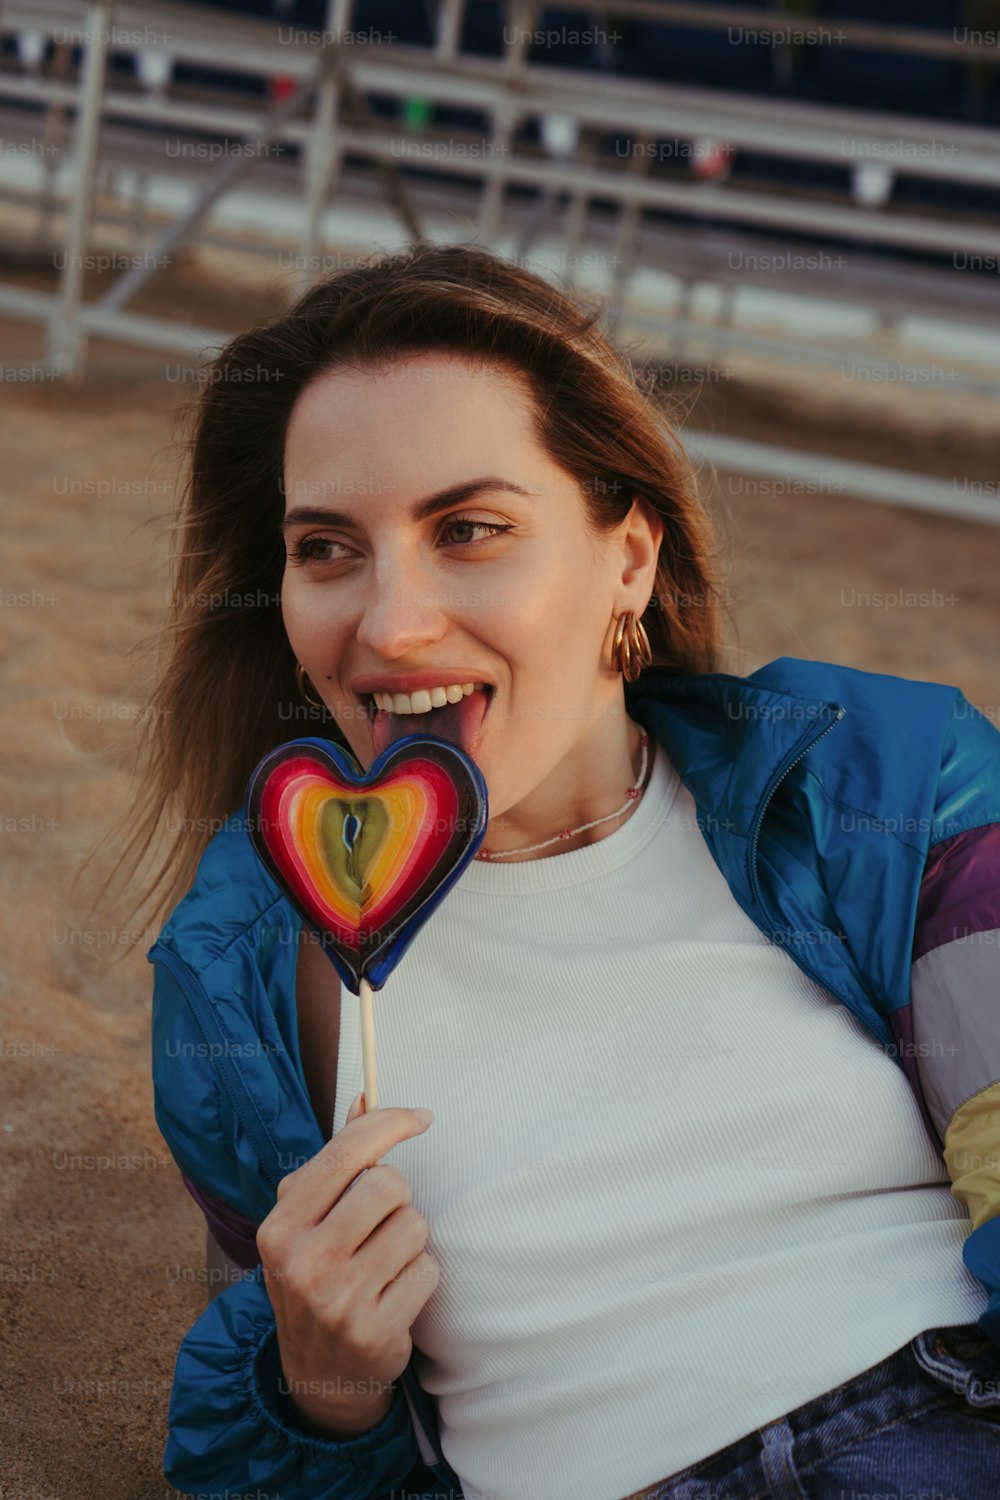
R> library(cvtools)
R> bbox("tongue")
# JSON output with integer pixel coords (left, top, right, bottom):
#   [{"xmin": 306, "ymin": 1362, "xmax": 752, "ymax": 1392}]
[{"xmin": 372, "ymin": 690, "xmax": 490, "ymax": 759}]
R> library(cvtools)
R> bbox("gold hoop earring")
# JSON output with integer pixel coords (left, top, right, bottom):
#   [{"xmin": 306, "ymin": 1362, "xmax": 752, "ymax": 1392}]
[
  {"xmin": 295, "ymin": 663, "xmax": 326, "ymax": 709},
  {"xmin": 611, "ymin": 610, "xmax": 653, "ymax": 683}
]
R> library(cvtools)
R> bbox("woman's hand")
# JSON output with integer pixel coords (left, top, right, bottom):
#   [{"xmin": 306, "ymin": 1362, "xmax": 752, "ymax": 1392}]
[{"xmin": 256, "ymin": 1093, "xmax": 438, "ymax": 1438}]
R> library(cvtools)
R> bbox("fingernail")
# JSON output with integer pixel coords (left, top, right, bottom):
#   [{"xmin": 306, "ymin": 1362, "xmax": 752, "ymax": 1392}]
[
  {"xmin": 349, "ymin": 1091, "xmax": 364, "ymax": 1115},
  {"xmin": 411, "ymin": 1107, "xmax": 435, "ymax": 1127}
]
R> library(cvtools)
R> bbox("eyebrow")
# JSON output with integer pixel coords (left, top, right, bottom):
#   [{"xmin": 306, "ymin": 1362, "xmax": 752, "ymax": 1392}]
[{"xmin": 281, "ymin": 476, "xmax": 531, "ymax": 532}]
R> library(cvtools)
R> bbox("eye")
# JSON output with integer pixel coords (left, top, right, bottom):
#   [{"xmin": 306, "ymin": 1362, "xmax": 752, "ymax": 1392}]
[
  {"xmin": 288, "ymin": 516, "xmax": 512, "ymax": 566},
  {"xmin": 442, "ymin": 516, "xmax": 513, "ymax": 546},
  {"xmin": 290, "ymin": 536, "xmax": 350, "ymax": 564}
]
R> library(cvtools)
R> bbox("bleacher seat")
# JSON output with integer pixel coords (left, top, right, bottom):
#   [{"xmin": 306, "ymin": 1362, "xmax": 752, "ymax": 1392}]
[
  {"xmin": 615, "ymin": 0, "xmax": 777, "ymax": 93},
  {"xmin": 804, "ymin": 0, "xmax": 967, "ymax": 120}
]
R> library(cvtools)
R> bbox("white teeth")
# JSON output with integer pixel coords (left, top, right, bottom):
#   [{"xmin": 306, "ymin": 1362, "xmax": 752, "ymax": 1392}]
[{"xmin": 372, "ymin": 681, "xmax": 486, "ymax": 715}]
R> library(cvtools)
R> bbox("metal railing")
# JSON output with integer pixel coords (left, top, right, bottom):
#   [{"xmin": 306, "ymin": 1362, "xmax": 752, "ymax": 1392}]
[{"xmin": 0, "ymin": 0, "xmax": 997, "ymax": 521}]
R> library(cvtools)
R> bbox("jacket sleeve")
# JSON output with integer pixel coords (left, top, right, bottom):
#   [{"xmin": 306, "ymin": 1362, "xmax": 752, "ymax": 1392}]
[
  {"xmin": 906, "ymin": 689, "xmax": 1000, "ymax": 1347},
  {"xmin": 164, "ymin": 1266, "xmax": 421, "ymax": 1498},
  {"xmin": 151, "ymin": 959, "xmax": 423, "ymax": 1499}
]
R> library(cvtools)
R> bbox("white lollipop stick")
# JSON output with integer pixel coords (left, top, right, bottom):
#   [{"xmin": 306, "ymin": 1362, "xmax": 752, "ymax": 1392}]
[{"xmin": 359, "ymin": 976, "xmax": 379, "ymax": 1110}]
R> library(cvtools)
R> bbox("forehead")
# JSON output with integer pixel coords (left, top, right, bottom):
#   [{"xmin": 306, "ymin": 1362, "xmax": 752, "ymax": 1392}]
[
  {"xmin": 282, "ymin": 353, "xmax": 546, "ymax": 497},
  {"xmin": 287, "ymin": 353, "xmax": 535, "ymax": 439}
]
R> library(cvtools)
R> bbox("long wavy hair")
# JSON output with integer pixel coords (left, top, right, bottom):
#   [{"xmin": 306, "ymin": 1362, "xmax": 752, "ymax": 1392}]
[{"xmin": 111, "ymin": 241, "xmax": 730, "ymax": 928}]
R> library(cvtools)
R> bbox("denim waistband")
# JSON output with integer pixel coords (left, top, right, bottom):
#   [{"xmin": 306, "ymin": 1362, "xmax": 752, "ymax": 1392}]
[{"xmin": 628, "ymin": 1321, "xmax": 1000, "ymax": 1500}]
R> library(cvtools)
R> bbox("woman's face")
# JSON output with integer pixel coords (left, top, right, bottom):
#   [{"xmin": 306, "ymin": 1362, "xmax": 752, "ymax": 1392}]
[{"xmin": 281, "ymin": 352, "xmax": 661, "ymax": 823}]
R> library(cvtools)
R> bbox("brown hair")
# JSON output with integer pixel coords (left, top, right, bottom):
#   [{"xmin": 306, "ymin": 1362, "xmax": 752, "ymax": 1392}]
[{"xmin": 114, "ymin": 241, "xmax": 728, "ymax": 927}]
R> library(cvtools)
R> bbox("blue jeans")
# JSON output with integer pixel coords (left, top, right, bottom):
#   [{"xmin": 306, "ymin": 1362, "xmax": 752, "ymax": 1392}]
[
  {"xmin": 409, "ymin": 1321, "xmax": 1000, "ymax": 1499},
  {"xmin": 638, "ymin": 1320, "xmax": 1000, "ymax": 1500}
]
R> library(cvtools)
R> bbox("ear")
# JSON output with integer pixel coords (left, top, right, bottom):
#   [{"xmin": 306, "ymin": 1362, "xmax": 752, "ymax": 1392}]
[{"xmin": 618, "ymin": 496, "xmax": 664, "ymax": 598}]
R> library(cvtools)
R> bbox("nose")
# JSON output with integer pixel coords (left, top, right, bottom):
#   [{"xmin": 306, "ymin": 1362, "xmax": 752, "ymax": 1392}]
[{"xmin": 353, "ymin": 556, "xmax": 449, "ymax": 660}]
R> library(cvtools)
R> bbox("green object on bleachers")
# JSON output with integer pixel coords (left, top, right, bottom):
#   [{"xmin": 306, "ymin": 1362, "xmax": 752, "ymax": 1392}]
[{"xmin": 402, "ymin": 96, "xmax": 433, "ymax": 130}]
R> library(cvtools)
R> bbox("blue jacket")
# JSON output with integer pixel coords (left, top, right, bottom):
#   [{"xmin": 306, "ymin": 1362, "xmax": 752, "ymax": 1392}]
[{"xmin": 149, "ymin": 655, "xmax": 1000, "ymax": 1499}]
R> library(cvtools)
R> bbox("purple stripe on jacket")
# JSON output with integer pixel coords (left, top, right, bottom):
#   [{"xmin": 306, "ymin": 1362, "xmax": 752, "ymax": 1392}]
[
  {"xmin": 182, "ymin": 1173, "xmax": 262, "ymax": 1269},
  {"xmin": 913, "ymin": 824, "xmax": 1000, "ymax": 962}
]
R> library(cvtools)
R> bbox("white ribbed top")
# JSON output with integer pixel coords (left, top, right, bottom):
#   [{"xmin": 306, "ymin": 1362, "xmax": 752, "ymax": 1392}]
[{"xmin": 332, "ymin": 735, "xmax": 985, "ymax": 1500}]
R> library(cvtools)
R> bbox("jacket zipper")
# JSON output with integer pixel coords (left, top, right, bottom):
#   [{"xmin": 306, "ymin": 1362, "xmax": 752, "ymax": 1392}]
[
  {"xmin": 152, "ymin": 943, "xmax": 452, "ymax": 1474},
  {"xmin": 153, "ymin": 948, "xmax": 452, "ymax": 1476},
  {"xmin": 747, "ymin": 703, "xmax": 846, "ymax": 910},
  {"xmin": 743, "ymin": 704, "xmax": 885, "ymax": 1032},
  {"xmin": 150, "ymin": 944, "xmax": 284, "ymax": 1192}
]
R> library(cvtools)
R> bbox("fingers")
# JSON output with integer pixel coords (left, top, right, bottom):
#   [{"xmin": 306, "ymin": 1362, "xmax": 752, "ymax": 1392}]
[
  {"xmin": 308, "ymin": 1159, "xmax": 414, "ymax": 1258},
  {"xmin": 337, "ymin": 1093, "xmax": 370, "ymax": 1202},
  {"xmin": 377, "ymin": 1249, "xmax": 442, "ymax": 1328},
  {"xmin": 350, "ymin": 1201, "xmax": 430, "ymax": 1286},
  {"xmin": 269, "ymin": 1107, "xmax": 434, "ymax": 1236}
]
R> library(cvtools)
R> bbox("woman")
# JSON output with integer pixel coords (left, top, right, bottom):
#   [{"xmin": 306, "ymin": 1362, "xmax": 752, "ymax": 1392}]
[{"xmin": 137, "ymin": 243, "xmax": 1000, "ymax": 1500}]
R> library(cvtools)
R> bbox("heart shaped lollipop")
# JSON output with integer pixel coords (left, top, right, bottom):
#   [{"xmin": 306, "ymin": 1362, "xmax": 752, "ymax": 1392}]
[{"xmin": 245, "ymin": 734, "xmax": 489, "ymax": 1107}]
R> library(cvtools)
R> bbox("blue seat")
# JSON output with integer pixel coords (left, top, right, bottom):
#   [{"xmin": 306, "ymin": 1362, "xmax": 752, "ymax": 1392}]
[
  {"xmin": 460, "ymin": 0, "xmax": 505, "ymax": 58},
  {"xmin": 186, "ymin": 0, "xmax": 279, "ymax": 15},
  {"xmin": 615, "ymin": 0, "xmax": 777, "ymax": 91},
  {"xmin": 523, "ymin": 7, "xmax": 616, "ymax": 71},
  {"xmin": 803, "ymin": 0, "xmax": 967, "ymax": 120},
  {"xmin": 350, "ymin": 0, "xmax": 436, "ymax": 47}
]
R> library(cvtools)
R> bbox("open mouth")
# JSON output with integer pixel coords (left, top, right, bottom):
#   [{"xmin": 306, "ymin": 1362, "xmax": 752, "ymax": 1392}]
[{"xmin": 363, "ymin": 685, "xmax": 495, "ymax": 761}]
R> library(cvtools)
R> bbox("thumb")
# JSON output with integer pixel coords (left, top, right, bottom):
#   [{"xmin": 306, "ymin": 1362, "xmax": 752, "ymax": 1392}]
[{"xmin": 346, "ymin": 1090, "xmax": 366, "ymax": 1124}]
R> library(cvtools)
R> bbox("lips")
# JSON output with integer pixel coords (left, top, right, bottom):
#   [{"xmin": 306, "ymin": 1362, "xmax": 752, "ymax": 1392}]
[{"xmin": 370, "ymin": 686, "xmax": 494, "ymax": 761}]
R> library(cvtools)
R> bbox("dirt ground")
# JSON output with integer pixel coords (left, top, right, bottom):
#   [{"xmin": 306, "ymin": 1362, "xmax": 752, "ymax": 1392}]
[{"xmin": 1, "ymin": 256, "xmax": 998, "ymax": 1500}]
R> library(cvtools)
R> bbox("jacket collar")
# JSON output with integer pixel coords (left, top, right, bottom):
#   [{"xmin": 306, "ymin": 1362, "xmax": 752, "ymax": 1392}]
[{"xmin": 624, "ymin": 665, "xmax": 845, "ymax": 841}]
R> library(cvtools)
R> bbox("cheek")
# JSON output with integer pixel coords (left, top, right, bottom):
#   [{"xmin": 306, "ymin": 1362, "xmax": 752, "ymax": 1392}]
[
  {"xmin": 279, "ymin": 572, "xmax": 306, "ymax": 654},
  {"xmin": 280, "ymin": 572, "xmax": 333, "ymax": 659}
]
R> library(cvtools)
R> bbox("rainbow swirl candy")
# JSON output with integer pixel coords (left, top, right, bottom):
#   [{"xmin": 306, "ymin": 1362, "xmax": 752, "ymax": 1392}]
[{"xmin": 245, "ymin": 734, "xmax": 488, "ymax": 993}]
